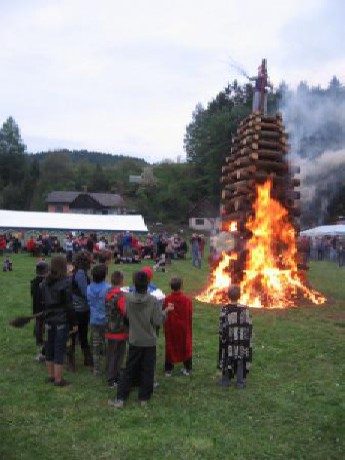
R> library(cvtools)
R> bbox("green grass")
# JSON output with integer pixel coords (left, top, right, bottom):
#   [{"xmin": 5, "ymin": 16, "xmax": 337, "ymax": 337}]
[{"xmin": 0, "ymin": 255, "xmax": 344, "ymax": 460}]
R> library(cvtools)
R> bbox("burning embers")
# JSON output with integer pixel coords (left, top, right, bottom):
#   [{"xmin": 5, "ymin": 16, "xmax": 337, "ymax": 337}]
[{"xmin": 197, "ymin": 180, "xmax": 326, "ymax": 308}]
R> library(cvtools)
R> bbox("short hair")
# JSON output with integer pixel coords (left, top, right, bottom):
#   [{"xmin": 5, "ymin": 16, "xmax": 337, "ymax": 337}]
[
  {"xmin": 91, "ymin": 264, "xmax": 107, "ymax": 283},
  {"xmin": 99, "ymin": 250, "xmax": 111, "ymax": 264},
  {"xmin": 170, "ymin": 276, "xmax": 182, "ymax": 292},
  {"xmin": 36, "ymin": 261, "xmax": 49, "ymax": 276},
  {"xmin": 228, "ymin": 285, "xmax": 241, "ymax": 302},
  {"xmin": 134, "ymin": 271, "xmax": 149, "ymax": 294},
  {"xmin": 73, "ymin": 251, "xmax": 91, "ymax": 271},
  {"xmin": 111, "ymin": 271, "xmax": 124, "ymax": 286},
  {"xmin": 48, "ymin": 256, "xmax": 67, "ymax": 281}
]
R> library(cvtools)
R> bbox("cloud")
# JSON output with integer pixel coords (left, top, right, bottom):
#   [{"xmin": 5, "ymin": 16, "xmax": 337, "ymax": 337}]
[{"xmin": 0, "ymin": 0, "xmax": 344, "ymax": 160}]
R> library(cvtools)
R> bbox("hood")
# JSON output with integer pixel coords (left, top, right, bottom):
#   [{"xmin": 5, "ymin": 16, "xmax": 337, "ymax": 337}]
[
  {"xmin": 131, "ymin": 292, "xmax": 151, "ymax": 305},
  {"xmin": 89, "ymin": 282, "xmax": 108, "ymax": 298}
]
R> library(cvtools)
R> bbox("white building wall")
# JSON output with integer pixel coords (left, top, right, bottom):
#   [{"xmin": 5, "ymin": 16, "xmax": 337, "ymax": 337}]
[{"xmin": 189, "ymin": 217, "xmax": 220, "ymax": 232}]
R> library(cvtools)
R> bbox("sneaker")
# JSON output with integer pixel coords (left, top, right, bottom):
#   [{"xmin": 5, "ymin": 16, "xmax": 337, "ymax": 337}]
[
  {"xmin": 108, "ymin": 399, "xmax": 124, "ymax": 408},
  {"xmin": 180, "ymin": 368, "xmax": 191, "ymax": 376},
  {"xmin": 165, "ymin": 372, "xmax": 172, "ymax": 377},
  {"xmin": 108, "ymin": 381, "xmax": 118, "ymax": 388},
  {"xmin": 236, "ymin": 380, "xmax": 246, "ymax": 389},
  {"xmin": 54, "ymin": 379, "xmax": 69, "ymax": 387},
  {"xmin": 153, "ymin": 381, "xmax": 160, "ymax": 389},
  {"xmin": 217, "ymin": 377, "xmax": 231, "ymax": 387},
  {"xmin": 35, "ymin": 354, "xmax": 45, "ymax": 363}
]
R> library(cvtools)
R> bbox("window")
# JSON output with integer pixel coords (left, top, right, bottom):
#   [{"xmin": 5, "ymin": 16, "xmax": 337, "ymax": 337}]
[
  {"xmin": 55, "ymin": 205, "xmax": 63, "ymax": 213},
  {"xmin": 195, "ymin": 218, "xmax": 204, "ymax": 226}
]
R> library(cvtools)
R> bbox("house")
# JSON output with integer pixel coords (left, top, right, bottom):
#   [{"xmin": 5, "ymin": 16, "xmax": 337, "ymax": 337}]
[
  {"xmin": 46, "ymin": 191, "xmax": 127, "ymax": 215},
  {"xmin": 189, "ymin": 198, "xmax": 220, "ymax": 232}
]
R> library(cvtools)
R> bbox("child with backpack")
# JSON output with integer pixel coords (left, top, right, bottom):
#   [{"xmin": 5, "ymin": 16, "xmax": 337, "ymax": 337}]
[
  {"xmin": 87, "ymin": 264, "xmax": 111, "ymax": 375},
  {"xmin": 104, "ymin": 271, "xmax": 128, "ymax": 387}
]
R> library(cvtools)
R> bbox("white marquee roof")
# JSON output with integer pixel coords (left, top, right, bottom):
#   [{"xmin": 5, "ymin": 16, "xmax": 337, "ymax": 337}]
[
  {"xmin": 300, "ymin": 224, "xmax": 345, "ymax": 236},
  {"xmin": 0, "ymin": 210, "xmax": 148, "ymax": 233}
]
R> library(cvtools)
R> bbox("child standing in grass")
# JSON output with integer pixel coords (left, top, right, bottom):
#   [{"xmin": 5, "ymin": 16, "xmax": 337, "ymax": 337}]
[
  {"xmin": 163, "ymin": 277, "xmax": 193, "ymax": 377},
  {"xmin": 41, "ymin": 256, "xmax": 77, "ymax": 387},
  {"xmin": 105, "ymin": 270, "xmax": 128, "ymax": 387},
  {"xmin": 30, "ymin": 261, "xmax": 49, "ymax": 362},
  {"xmin": 218, "ymin": 285, "xmax": 253, "ymax": 388},
  {"xmin": 87, "ymin": 264, "xmax": 111, "ymax": 375},
  {"xmin": 108, "ymin": 270, "xmax": 173, "ymax": 408}
]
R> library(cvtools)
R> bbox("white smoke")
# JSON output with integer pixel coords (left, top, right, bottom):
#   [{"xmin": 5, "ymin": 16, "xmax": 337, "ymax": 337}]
[
  {"xmin": 297, "ymin": 149, "xmax": 345, "ymax": 202},
  {"xmin": 279, "ymin": 80, "xmax": 345, "ymax": 225}
]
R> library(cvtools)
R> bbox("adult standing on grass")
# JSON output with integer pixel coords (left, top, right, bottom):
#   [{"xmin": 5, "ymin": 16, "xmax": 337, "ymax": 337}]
[
  {"xmin": 190, "ymin": 234, "xmax": 202, "ymax": 269},
  {"xmin": 41, "ymin": 256, "xmax": 77, "ymax": 386},
  {"xmin": 70, "ymin": 251, "xmax": 93, "ymax": 370}
]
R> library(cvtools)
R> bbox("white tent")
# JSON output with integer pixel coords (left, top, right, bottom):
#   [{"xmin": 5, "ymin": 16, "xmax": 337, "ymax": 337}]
[
  {"xmin": 300, "ymin": 224, "xmax": 345, "ymax": 237},
  {"xmin": 0, "ymin": 210, "xmax": 148, "ymax": 233}
]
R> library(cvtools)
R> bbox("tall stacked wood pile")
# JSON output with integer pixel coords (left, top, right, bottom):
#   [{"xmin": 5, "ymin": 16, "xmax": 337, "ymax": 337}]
[{"xmin": 220, "ymin": 111, "xmax": 301, "ymax": 283}]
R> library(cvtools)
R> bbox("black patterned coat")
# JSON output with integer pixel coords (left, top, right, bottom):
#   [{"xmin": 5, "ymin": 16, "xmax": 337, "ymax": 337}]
[{"xmin": 219, "ymin": 303, "xmax": 253, "ymax": 378}]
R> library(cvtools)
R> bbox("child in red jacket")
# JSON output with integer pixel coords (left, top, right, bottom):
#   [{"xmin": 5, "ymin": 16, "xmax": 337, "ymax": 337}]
[{"xmin": 163, "ymin": 277, "xmax": 193, "ymax": 376}]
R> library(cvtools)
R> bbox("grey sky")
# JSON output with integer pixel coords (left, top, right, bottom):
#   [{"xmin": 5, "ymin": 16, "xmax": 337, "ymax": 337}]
[{"xmin": 0, "ymin": 0, "xmax": 343, "ymax": 162}]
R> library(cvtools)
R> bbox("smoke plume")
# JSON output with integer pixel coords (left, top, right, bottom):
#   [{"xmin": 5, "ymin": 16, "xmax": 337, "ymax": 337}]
[{"xmin": 280, "ymin": 79, "xmax": 345, "ymax": 227}]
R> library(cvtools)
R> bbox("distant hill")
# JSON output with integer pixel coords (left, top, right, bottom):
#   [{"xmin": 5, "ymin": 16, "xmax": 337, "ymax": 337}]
[{"xmin": 28, "ymin": 149, "xmax": 148, "ymax": 167}]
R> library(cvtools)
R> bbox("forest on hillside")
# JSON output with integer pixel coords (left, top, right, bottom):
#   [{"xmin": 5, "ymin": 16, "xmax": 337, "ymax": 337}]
[{"xmin": 0, "ymin": 76, "xmax": 344, "ymax": 228}]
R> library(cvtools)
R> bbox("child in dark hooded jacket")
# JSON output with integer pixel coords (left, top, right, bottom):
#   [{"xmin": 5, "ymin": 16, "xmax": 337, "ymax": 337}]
[{"xmin": 87, "ymin": 264, "xmax": 111, "ymax": 374}]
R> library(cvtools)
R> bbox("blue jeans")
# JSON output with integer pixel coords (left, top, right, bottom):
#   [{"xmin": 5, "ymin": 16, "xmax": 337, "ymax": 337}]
[{"xmin": 192, "ymin": 251, "xmax": 201, "ymax": 268}]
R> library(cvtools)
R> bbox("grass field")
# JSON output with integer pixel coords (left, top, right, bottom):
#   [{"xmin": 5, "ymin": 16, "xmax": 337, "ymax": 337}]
[{"xmin": 0, "ymin": 254, "xmax": 344, "ymax": 460}]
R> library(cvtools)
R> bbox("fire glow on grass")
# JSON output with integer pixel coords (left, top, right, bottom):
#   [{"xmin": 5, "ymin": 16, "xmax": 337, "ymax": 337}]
[{"xmin": 196, "ymin": 180, "xmax": 326, "ymax": 308}]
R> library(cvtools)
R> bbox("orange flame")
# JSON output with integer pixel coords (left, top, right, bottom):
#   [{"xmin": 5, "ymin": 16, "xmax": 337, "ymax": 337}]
[
  {"xmin": 197, "ymin": 181, "xmax": 326, "ymax": 308},
  {"xmin": 229, "ymin": 221, "xmax": 238, "ymax": 232}
]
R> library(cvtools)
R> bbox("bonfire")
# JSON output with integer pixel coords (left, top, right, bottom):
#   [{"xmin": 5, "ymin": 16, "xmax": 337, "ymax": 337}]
[{"xmin": 197, "ymin": 180, "xmax": 326, "ymax": 308}]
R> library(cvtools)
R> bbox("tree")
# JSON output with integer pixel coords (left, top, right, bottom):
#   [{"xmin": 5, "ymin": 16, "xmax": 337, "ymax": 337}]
[
  {"xmin": 0, "ymin": 117, "xmax": 27, "ymax": 186},
  {"xmin": 184, "ymin": 83, "xmax": 252, "ymax": 203}
]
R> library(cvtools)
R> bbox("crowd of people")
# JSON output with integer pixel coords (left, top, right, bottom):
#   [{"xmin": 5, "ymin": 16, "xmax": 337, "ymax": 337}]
[
  {"xmin": 25, "ymin": 246, "xmax": 252, "ymax": 408},
  {"xmin": 298, "ymin": 234, "xmax": 345, "ymax": 267},
  {"xmin": 30, "ymin": 253, "xmax": 196, "ymax": 406},
  {"xmin": 1, "ymin": 230, "xmax": 210, "ymax": 275},
  {"xmin": 0, "ymin": 231, "xmax": 192, "ymax": 263}
]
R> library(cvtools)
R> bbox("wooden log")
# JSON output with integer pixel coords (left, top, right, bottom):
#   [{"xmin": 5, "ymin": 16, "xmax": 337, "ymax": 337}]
[
  {"xmin": 236, "ymin": 151, "xmax": 285, "ymax": 163},
  {"xmin": 251, "ymin": 151, "xmax": 285, "ymax": 162},
  {"xmin": 225, "ymin": 180, "xmax": 256, "ymax": 191},
  {"xmin": 241, "ymin": 135, "xmax": 260, "ymax": 145},
  {"xmin": 222, "ymin": 189, "xmax": 255, "ymax": 201},
  {"xmin": 239, "ymin": 147, "xmax": 287, "ymax": 158},
  {"xmin": 221, "ymin": 165, "xmax": 235, "ymax": 174},
  {"xmin": 248, "ymin": 121, "xmax": 283, "ymax": 131},
  {"xmin": 238, "ymin": 125, "xmax": 287, "ymax": 139},
  {"xmin": 258, "ymin": 139, "xmax": 287, "ymax": 150},
  {"xmin": 254, "ymin": 159, "xmax": 289, "ymax": 172}
]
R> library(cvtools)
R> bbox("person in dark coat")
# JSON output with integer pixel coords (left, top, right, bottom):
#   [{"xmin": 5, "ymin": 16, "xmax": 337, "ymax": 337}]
[
  {"xmin": 41, "ymin": 256, "xmax": 77, "ymax": 386},
  {"xmin": 218, "ymin": 285, "xmax": 252, "ymax": 388},
  {"xmin": 31, "ymin": 261, "xmax": 49, "ymax": 362}
]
